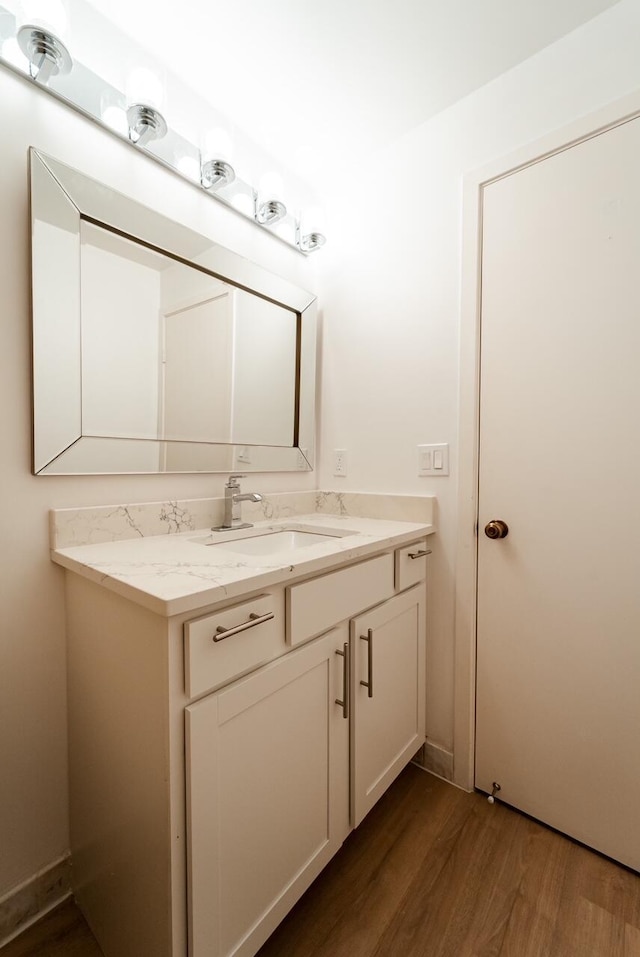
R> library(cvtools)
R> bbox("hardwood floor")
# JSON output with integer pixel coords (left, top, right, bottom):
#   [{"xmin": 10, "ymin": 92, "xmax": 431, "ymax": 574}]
[
  {"xmin": 3, "ymin": 765, "xmax": 640, "ymax": 956},
  {"xmin": 258, "ymin": 767, "xmax": 640, "ymax": 957},
  {"xmin": 0, "ymin": 898, "xmax": 102, "ymax": 957}
]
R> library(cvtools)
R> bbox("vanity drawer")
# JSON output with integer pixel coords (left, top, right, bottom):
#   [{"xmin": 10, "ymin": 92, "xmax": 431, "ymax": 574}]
[
  {"xmin": 286, "ymin": 553, "xmax": 394, "ymax": 647},
  {"xmin": 185, "ymin": 593, "xmax": 285, "ymax": 698},
  {"xmin": 395, "ymin": 539, "xmax": 431, "ymax": 592}
]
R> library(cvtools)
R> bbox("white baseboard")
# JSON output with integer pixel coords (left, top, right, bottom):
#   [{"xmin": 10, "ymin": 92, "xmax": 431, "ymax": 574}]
[
  {"xmin": 0, "ymin": 854, "xmax": 71, "ymax": 948},
  {"xmin": 413, "ymin": 740, "xmax": 455, "ymax": 781}
]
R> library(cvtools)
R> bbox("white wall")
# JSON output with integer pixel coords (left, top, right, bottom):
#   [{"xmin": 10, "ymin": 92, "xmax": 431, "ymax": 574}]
[
  {"xmin": 4, "ymin": 0, "xmax": 640, "ymax": 906},
  {"xmin": 317, "ymin": 0, "xmax": 640, "ymax": 756},
  {"xmin": 0, "ymin": 67, "xmax": 318, "ymax": 899}
]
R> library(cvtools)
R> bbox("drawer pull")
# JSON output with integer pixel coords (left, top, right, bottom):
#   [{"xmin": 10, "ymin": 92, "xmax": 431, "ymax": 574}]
[
  {"xmin": 335, "ymin": 642, "xmax": 350, "ymax": 719},
  {"xmin": 360, "ymin": 629, "xmax": 374, "ymax": 698},
  {"xmin": 408, "ymin": 548, "xmax": 432, "ymax": 560},
  {"xmin": 213, "ymin": 611, "xmax": 275, "ymax": 642}
]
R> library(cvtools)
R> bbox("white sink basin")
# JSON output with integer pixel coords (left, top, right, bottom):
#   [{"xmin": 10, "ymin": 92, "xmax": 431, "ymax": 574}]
[
  {"xmin": 193, "ymin": 524, "xmax": 357, "ymax": 556},
  {"xmin": 213, "ymin": 529, "xmax": 340, "ymax": 555}
]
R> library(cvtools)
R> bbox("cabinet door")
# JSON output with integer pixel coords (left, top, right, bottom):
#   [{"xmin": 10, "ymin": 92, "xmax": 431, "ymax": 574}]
[
  {"xmin": 186, "ymin": 625, "xmax": 350, "ymax": 957},
  {"xmin": 351, "ymin": 584, "xmax": 426, "ymax": 826}
]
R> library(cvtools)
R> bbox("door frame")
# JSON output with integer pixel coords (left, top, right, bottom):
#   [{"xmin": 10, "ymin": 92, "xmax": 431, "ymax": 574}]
[{"xmin": 453, "ymin": 88, "xmax": 640, "ymax": 791}]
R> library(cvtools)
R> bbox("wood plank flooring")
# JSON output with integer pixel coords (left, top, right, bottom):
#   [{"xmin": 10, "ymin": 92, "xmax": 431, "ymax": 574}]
[
  {"xmin": 3, "ymin": 765, "xmax": 640, "ymax": 956},
  {"xmin": 0, "ymin": 898, "xmax": 102, "ymax": 957}
]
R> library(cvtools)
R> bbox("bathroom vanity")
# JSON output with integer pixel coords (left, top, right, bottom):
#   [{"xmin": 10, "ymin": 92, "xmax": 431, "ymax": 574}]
[
  {"xmin": 33, "ymin": 149, "xmax": 435, "ymax": 956},
  {"xmin": 52, "ymin": 503, "xmax": 434, "ymax": 957}
]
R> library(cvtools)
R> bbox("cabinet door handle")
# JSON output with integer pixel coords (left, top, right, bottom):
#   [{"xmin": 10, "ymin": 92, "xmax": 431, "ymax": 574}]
[
  {"xmin": 335, "ymin": 642, "xmax": 349, "ymax": 719},
  {"xmin": 360, "ymin": 629, "xmax": 374, "ymax": 698},
  {"xmin": 213, "ymin": 611, "xmax": 274, "ymax": 642},
  {"xmin": 408, "ymin": 548, "xmax": 432, "ymax": 559}
]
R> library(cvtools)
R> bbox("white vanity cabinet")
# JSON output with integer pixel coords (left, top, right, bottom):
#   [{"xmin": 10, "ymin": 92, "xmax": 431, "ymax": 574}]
[
  {"xmin": 63, "ymin": 535, "xmax": 429, "ymax": 957},
  {"xmin": 183, "ymin": 545, "xmax": 427, "ymax": 957},
  {"xmin": 351, "ymin": 584, "xmax": 426, "ymax": 826},
  {"xmin": 186, "ymin": 625, "xmax": 350, "ymax": 957}
]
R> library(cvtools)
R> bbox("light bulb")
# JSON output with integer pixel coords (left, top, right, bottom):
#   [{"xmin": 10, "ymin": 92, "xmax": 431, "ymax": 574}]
[
  {"xmin": 126, "ymin": 67, "xmax": 164, "ymax": 110},
  {"xmin": 125, "ymin": 68, "xmax": 167, "ymax": 146},
  {"xmin": 101, "ymin": 105, "xmax": 129, "ymax": 136},
  {"xmin": 298, "ymin": 230, "xmax": 327, "ymax": 253},
  {"xmin": 202, "ymin": 127, "xmax": 234, "ymax": 164},
  {"xmin": 177, "ymin": 156, "xmax": 201, "ymax": 183},
  {"xmin": 230, "ymin": 192, "xmax": 255, "ymax": 217},
  {"xmin": 1, "ymin": 37, "xmax": 28, "ymax": 71},
  {"xmin": 19, "ymin": 0, "xmax": 69, "ymax": 40},
  {"xmin": 256, "ymin": 171, "xmax": 287, "ymax": 225},
  {"xmin": 300, "ymin": 204, "xmax": 327, "ymax": 234},
  {"xmin": 274, "ymin": 220, "xmax": 295, "ymax": 244},
  {"xmin": 16, "ymin": 0, "xmax": 72, "ymax": 83},
  {"xmin": 298, "ymin": 204, "xmax": 327, "ymax": 251},
  {"xmin": 258, "ymin": 170, "xmax": 284, "ymax": 203}
]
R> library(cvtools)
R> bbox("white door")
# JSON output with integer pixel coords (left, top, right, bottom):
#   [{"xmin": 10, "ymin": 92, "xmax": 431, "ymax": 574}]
[
  {"xmin": 161, "ymin": 292, "xmax": 233, "ymax": 443},
  {"xmin": 476, "ymin": 115, "xmax": 640, "ymax": 871}
]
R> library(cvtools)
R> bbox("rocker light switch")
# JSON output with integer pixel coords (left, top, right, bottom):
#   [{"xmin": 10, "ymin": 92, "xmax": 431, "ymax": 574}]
[{"xmin": 418, "ymin": 444, "xmax": 449, "ymax": 476}]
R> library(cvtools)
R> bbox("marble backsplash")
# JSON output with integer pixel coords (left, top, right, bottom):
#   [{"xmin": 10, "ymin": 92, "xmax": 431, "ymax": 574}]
[{"xmin": 50, "ymin": 491, "xmax": 435, "ymax": 549}]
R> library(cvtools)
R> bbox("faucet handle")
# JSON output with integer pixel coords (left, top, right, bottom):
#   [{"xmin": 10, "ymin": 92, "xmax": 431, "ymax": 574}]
[{"xmin": 227, "ymin": 474, "xmax": 246, "ymax": 489}]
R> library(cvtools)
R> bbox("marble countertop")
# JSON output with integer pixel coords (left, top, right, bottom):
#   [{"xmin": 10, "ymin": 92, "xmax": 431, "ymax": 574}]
[{"xmin": 51, "ymin": 512, "xmax": 435, "ymax": 617}]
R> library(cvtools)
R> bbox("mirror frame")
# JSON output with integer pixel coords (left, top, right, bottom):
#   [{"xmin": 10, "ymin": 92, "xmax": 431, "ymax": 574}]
[{"xmin": 29, "ymin": 148, "xmax": 317, "ymax": 475}]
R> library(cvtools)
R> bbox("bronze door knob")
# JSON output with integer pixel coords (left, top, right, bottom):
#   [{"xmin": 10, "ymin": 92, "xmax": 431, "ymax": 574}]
[{"xmin": 484, "ymin": 520, "xmax": 509, "ymax": 539}]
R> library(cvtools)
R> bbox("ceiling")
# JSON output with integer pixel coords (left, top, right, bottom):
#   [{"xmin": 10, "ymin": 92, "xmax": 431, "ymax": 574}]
[{"xmin": 81, "ymin": 0, "xmax": 622, "ymax": 186}]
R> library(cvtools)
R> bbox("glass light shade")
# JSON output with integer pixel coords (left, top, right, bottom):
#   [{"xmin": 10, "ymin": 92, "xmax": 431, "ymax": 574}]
[
  {"xmin": 230, "ymin": 191, "xmax": 255, "ymax": 217},
  {"xmin": 1, "ymin": 36, "xmax": 28, "ymax": 70},
  {"xmin": 202, "ymin": 127, "xmax": 234, "ymax": 164},
  {"xmin": 101, "ymin": 105, "xmax": 129, "ymax": 136},
  {"xmin": 274, "ymin": 220, "xmax": 295, "ymax": 244},
  {"xmin": 300, "ymin": 204, "xmax": 327, "ymax": 234},
  {"xmin": 126, "ymin": 67, "xmax": 164, "ymax": 110},
  {"xmin": 258, "ymin": 170, "xmax": 285, "ymax": 203},
  {"xmin": 177, "ymin": 155, "xmax": 201, "ymax": 182},
  {"xmin": 19, "ymin": 0, "xmax": 69, "ymax": 40}
]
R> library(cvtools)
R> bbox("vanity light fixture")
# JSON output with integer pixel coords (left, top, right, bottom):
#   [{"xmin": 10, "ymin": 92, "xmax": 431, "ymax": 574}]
[
  {"xmin": 126, "ymin": 67, "xmax": 167, "ymax": 146},
  {"xmin": 101, "ymin": 103, "xmax": 129, "ymax": 137},
  {"xmin": 257, "ymin": 170, "xmax": 287, "ymax": 226},
  {"xmin": 298, "ymin": 230, "xmax": 327, "ymax": 253},
  {"xmin": 297, "ymin": 203, "xmax": 327, "ymax": 253},
  {"xmin": 201, "ymin": 127, "xmax": 235, "ymax": 190},
  {"xmin": 201, "ymin": 158, "xmax": 235, "ymax": 190},
  {"xmin": 0, "ymin": 2, "xmax": 326, "ymax": 253},
  {"xmin": 229, "ymin": 185, "xmax": 256, "ymax": 217},
  {"xmin": 256, "ymin": 199, "xmax": 287, "ymax": 226},
  {"xmin": 126, "ymin": 102, "xmax": 167, "ymax": 146},
  {"xmin": 16, "ymin": 23, "xmax": 71, "ymax": 83},
  {"xmin": 176, "ymin": 154, "xmax": 201, "ymax": 182}
]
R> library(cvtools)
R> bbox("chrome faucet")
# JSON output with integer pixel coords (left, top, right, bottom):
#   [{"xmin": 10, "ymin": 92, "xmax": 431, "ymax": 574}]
[{"xmin": 213, "ymin": 475, "xmax": 262, "ymax": 531}]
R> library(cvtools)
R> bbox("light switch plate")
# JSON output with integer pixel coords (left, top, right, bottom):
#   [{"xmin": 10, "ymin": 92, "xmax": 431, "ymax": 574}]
[{"xmin": 418, "ymin": 443, "xmax": 449, "ymax": 476}]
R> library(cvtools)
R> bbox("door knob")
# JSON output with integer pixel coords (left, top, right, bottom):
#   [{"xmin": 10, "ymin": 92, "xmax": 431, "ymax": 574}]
[{"xmin": 484, "ymin": 520, "xmax": 509, "ymax": 539}]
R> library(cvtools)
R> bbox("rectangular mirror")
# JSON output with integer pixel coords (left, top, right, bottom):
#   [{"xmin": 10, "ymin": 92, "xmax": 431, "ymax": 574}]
[{"xmin": 29, "ymin": 149, "xmax": 317, "ymax": 474}]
